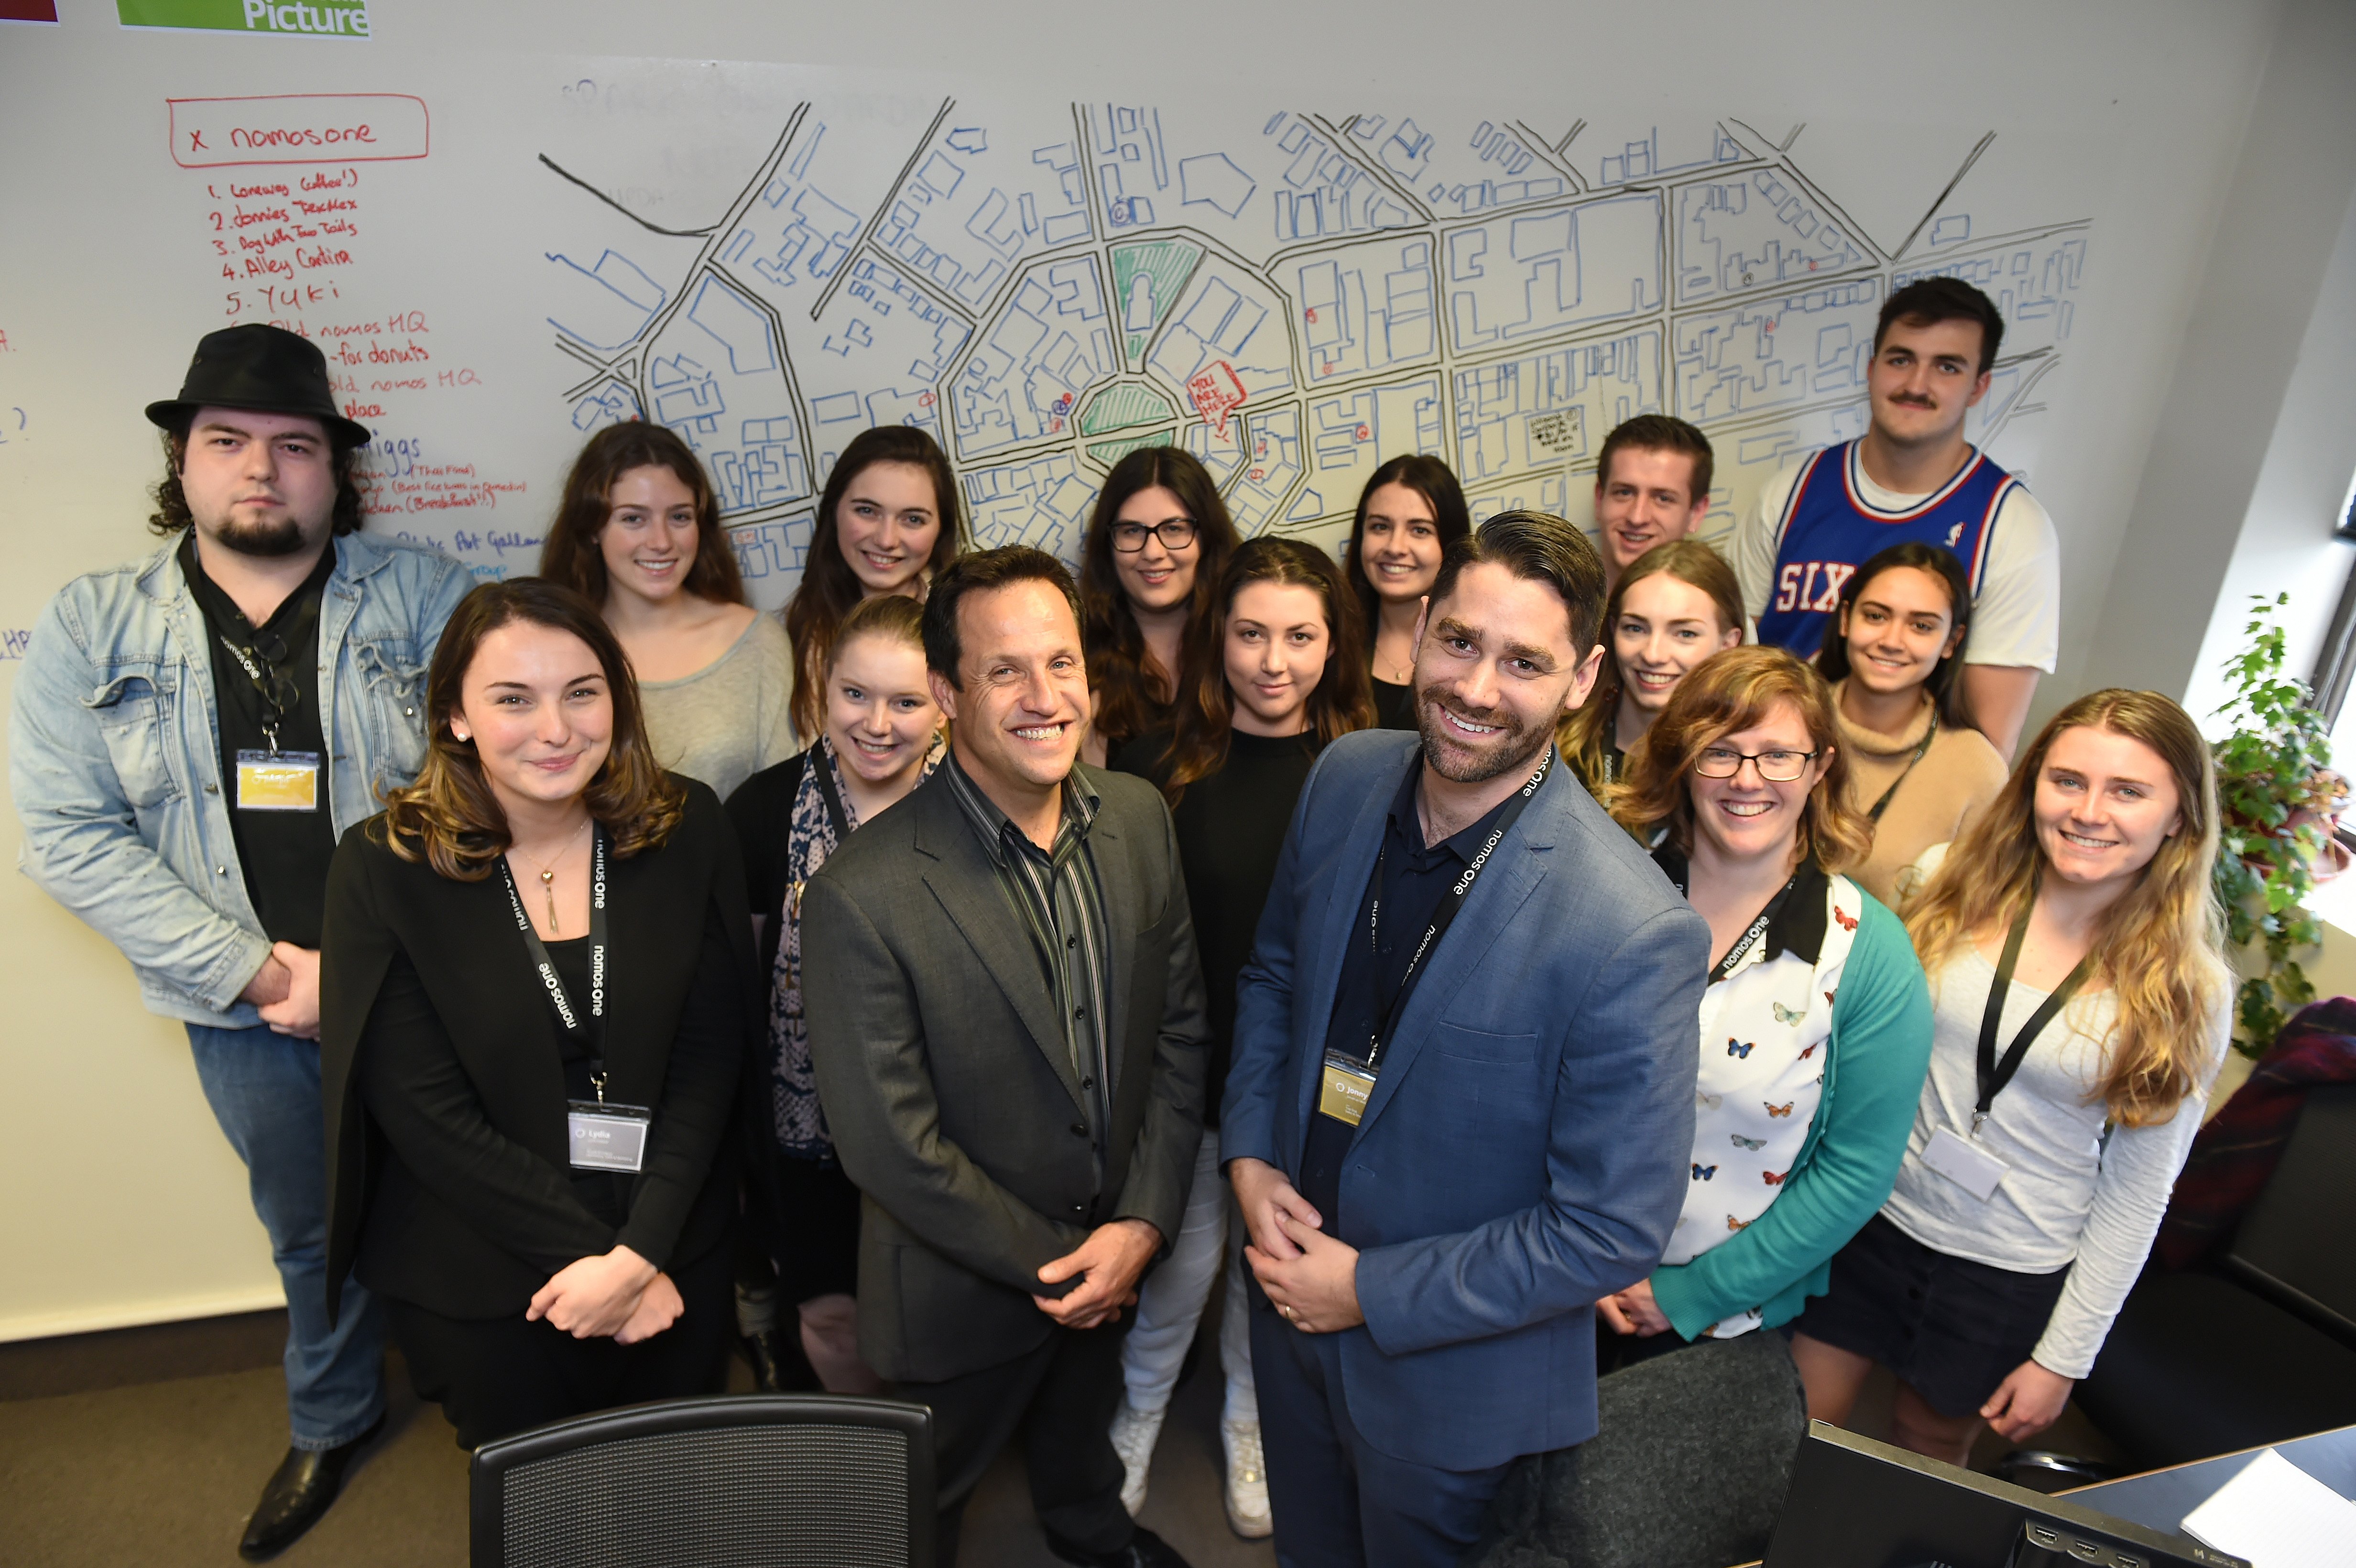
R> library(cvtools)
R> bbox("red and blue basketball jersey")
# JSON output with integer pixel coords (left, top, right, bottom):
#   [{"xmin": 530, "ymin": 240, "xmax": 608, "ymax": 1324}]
[{"xmin": 1755, "ymin": 441, "xmax": 2018, "ymax": 657}]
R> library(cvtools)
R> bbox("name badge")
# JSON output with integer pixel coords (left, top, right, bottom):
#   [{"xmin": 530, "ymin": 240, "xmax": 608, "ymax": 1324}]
[
  {"xmin": 1318, "ymin": 1053, "xmax": 1375, "ymax": 1129},
  {"xmin": 566, "ymin": 1100, "xmax": 651, "ymax": 1172},
  {"xmin": 235, "ymin": 749, "xmax": 320, "ymax": 811},
  {"xmin": 1921, "ymin": 1125, "xmax": 2010, "ymax": 1202}
]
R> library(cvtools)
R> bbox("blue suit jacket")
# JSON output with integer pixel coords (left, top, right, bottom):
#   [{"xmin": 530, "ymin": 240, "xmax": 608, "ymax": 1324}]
[{"xmin": 1221, "ymin": 730, "xmax": 1708, "ymax": 1469}]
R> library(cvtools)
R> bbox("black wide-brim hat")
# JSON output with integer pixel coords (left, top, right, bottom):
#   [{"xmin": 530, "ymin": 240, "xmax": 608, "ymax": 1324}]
[{"xmin": 146, "ymin": 323, "xmax": 372, "ymax": 448}]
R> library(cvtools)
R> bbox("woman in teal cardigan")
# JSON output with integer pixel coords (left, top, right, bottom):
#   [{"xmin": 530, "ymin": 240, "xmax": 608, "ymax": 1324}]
[{"xmin": 1600, "ymin": 646, "xmax": 1931, "ymax": 1364}]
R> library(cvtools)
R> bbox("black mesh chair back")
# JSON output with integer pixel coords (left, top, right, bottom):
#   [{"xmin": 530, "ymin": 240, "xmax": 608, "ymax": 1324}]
[{"xmin": 469, "ymin": 1393, "xmax": 935, "ymax": 1568}]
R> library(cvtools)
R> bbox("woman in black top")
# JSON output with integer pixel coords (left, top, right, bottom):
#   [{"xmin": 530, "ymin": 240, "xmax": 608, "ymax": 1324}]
[
  {"xmin": 1103, "ymin": 537, "xmax": 1374, "ymax": 1538},
  {"xmin": 725, "ymin": 594, "xmax": 943, "ymax": 1395},
  {"xmin": 319, "ymin": 579, "xmax": 753, "ymax": 1449},
  {"xmin": 1340, "ymin": 455, "xmax": 1470, "ymax": 730}
]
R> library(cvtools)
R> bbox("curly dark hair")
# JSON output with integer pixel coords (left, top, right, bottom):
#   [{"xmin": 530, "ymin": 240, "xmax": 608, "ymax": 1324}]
[{"xmin": 147, "ymin": 425, "xmax": 367, "ymax": 538}]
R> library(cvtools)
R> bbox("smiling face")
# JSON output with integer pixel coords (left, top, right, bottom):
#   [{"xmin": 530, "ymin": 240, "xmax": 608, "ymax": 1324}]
[
  {"xmin": 2033, "ymin": 725, "xmax": 2183, "ymax": 896},
  {"xmin": 1614, "ymin": 572, "xmax": 1741, "ymax": 717},
  {"xmin": 596, "ymin": 463, "xmax": 701, "ymax": 607},
  {"xmin": 835, "ymin": 460, "xmax": 943, "ymax": 598},
  {"xmin": 1223, "ymin": 580, "xmax": 1331, "ymax": 738},
  {"xmin": 1111, "ymin": 484, "xmax": 1201, "ymax": 615},
  {"xmin": 1867, "ymin": 316, "xmax": 1992, "ymax": 452},
  {"xmin": 1840, "ymin": 564, "xmax": 1962, "ymax": 700},
  {"xmin": 452, "ymin": 620, "xmax": 615, "ymax": 820},
  {"xmin": 178, "ymin": 407, "xmax": 339, "ymax": 558},
  {"xmin": 1687, "ymin": 698, "xmax": 1826, "ymax": 869},
  {"xmin": 1357, "ymin": 481, "xmax": 1444, "ymax": 606},
  {"xmin": 1414, "ymin": 560, "xmax": 1601, "ymax": 783},
  {"xmin": 930, "ymin": 578, "xmax": 1092, "ymax": 801},
  {"xmin": 825, "ymin": 632, "xmax": 941, "ymax": 789},
  {"xmin": 1593, "ymin": 447, "xmax": 1708, "ymax": 579}
]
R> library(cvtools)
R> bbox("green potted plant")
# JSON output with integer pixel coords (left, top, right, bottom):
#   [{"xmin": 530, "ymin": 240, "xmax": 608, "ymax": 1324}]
[{"xmin": 2211, "ymin": 593, "xmax": 2345, "ymax": 1058}]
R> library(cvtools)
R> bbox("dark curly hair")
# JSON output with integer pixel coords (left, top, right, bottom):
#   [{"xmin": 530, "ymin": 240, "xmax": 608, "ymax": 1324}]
[{"xmin": 147, "ymin": 424, "xmax": 367, "ymax": 538}]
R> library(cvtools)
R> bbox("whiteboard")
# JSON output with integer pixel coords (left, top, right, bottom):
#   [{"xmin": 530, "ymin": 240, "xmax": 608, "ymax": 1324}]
[{"xmin": 0, "ymin": 33, "xmax": 2096, "ymax": 628}]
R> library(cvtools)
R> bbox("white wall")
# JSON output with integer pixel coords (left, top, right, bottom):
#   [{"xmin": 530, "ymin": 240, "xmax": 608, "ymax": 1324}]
[{"xmin": 0, "ymin": 0, "xmax": 2319, "ymax": 1338}]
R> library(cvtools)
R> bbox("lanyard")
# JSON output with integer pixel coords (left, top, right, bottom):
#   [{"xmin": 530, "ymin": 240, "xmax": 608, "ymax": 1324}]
[
  {"xmin": 1363, "ymin": 747, "xmax": 1553, "ymax": 1071},
  {"xmin": 1709, "ymin": 871, "xmax": 1803, "ymax": 984},
  {"xmin": 1973, "ymin": 883, "xmax": 2094, "ymax": 1134},
  {"xmin": 497, "ymin": 827, "xmax": 613, "ymax": 1101},
  {"xmin": 213, "ymin": 590, "xmax": 319, "ymax": 754},
  {"xmin": 1865, "ymin": 710, "xmax": 1938, "ymax": 823},
  {"xmin": 811, "ymin": 739, "xmax": 855, "ymax": 842}
]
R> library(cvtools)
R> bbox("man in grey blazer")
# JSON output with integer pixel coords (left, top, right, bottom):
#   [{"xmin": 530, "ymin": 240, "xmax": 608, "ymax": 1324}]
[
  {"xmin": 802, "ymin": 546, "xmax": 1208, "ymax": 1568},
  {"xmin": 1222, "ymin": 512, "xmax": 1710, "ymax": 1567}
]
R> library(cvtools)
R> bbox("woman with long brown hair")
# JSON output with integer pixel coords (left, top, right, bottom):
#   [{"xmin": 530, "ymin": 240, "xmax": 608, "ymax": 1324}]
[
  {"xmin": 540, "ymin": 422, "xmax": 796, "ymax": 799},
  {"xmin": 1790, "ymin": 689, "xmax": 2231, "ymax": 1465},
  {"xmin": 781, "ymin": 425, "xmax": 964, "ymax": 741},
  {"xmin": 1560, "ymin": 538, "xmax": 1744, "ymax": 791},
  {"xmin": 1080, "ymin": 445, "xmax": 1243, "ymax": 763},
  {"xmin": 1589, "ymin": 648, "xmax": 1928, "ymax": 1410},
  {"xmin": 1341, "ymin": 455, "xmax": 1471, "ymax": 730},
  {"xmin": 1103, "ymin": 537, "xmax": 1372, "ymax": 1539},
  {"xmin": 318, "ymin": 578, "xmax": 753, "ymax": 1448}
]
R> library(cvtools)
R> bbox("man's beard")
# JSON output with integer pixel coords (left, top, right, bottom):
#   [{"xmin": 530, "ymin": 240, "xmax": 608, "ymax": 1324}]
[
  {"xmin": 207, "ymin": 512, "xmax": 310, "ymax": 558},
  {"xmin": 1415, "ymin": 683, "xmax": 1549, "ymax": 784}
]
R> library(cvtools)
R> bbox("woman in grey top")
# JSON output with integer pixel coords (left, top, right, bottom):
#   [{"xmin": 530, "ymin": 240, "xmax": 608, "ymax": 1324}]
[
  {"xmin": 1790, "ymin": 688, "xmax": 2230, "ymax": 1465},
  {"xmin": 540, "ymin": 424, "xmax": 796, "ymax": 798}
]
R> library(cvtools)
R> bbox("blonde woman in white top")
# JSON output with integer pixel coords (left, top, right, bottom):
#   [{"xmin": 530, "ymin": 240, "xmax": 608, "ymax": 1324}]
[{"xmin": 1790, "ymin": 688, "xmax": 2230, "ymax": 1465}]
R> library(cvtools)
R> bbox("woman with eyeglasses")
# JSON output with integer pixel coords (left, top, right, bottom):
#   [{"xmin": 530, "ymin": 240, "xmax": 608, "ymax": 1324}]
[
  {"xmin": 1079, "ymin": 446, "xmax": 1243, "ymax": 764},
  {"xmin": 1593, "ymin": 646, "xmax": 1929, "ymax": 1400},
  {"xmin": 1559, "ymin": 539, "xmax": 1745, "ymax": 793},
  {"xmin": 1814, "ymin": 541, "xmax": 2007, "ymax": 908},
  {"xmin": 1789, "ymin": 690, "xmax": 2229, "ymax": 1466},
  {"xmin": 1340, "ymin": 455, "xmax": 1471, "ymax": 730}
]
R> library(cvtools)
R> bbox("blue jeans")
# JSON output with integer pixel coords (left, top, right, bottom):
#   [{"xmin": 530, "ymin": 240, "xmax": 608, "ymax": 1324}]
[{"xmin": 187, "ymin": 1024, "xmax": 385, "ymax": 1450}]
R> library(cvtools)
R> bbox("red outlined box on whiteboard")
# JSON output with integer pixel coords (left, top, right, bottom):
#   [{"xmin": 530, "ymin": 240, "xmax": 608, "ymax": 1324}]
[{"xmin": 169, "ymin": 94, "xmax": 427, "ymax": 168}]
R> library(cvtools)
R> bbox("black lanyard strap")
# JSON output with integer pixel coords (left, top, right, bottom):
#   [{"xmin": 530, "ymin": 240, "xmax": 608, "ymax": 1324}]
[
  {"xmin": 1974, "ymin": 884, "xmax": 2094, "ymax": 1134},
  {"xmin": 811, "ymin": 740, "xmax": 854, "ymax": 841},
  {"xmin": 1866, "ymin": 710, "xmax": 1938, "ymax": 823},
  {"xmin": 1709, "ymin": 871, "xmax": 1804, "ymax": 984},
  {"xmin": 498, "ymin": 826, "xmax": 611, "ymax": 1098},
  {"xmin": 1364, "ymin": 746, "xmax": 1553, "ymax": 1071},
  {"xmin": 214, "ymin": 591, "xmax": 319, "ymax": 754}
]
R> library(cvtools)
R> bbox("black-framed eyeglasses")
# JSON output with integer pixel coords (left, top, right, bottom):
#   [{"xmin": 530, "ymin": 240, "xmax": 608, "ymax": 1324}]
[
  {"xmin": 1694, "ymin": 746, "xmax": 1819, "ymax": 783},
  {"xmin": 1111, "ymin": 519, "xmax": 1199, "ymax": 553}
]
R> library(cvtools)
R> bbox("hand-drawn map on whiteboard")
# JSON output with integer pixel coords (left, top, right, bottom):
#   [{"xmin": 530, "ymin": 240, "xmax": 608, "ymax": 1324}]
[{"xmin": 536, "ymin": 103, "xmax": 2084, "ymax": 605}]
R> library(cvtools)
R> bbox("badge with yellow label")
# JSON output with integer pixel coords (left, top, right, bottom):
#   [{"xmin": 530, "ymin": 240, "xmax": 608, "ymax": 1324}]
[
  {"xmin": 235, "ymin": 749, "xmax": 321, "ymax": 811},
  {"xmin": 1318, "ymin": 1052, "xmax": 1375, "ymax": 1128}
]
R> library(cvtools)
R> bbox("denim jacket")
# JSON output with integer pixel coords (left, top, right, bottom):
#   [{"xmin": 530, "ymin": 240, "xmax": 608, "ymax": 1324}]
[{"xmin": 10, "ymin": 530, "xmax": 473, "ymax": 1025}]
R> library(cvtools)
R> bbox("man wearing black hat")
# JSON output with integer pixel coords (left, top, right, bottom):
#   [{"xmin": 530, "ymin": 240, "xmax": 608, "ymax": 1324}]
[{"xmin": 9, "ymin": 325, "xmax": 472, "ymax": 1559}]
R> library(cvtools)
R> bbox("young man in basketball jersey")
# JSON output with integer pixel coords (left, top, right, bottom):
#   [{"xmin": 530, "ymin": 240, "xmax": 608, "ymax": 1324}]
[{"xmin": 1733, "ymin": 277, "xmax": 2058, "ymax": 757}]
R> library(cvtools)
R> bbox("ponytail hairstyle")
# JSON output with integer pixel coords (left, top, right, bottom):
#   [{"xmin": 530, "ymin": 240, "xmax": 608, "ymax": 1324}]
[
  {"xmin": 1158, "ymin": 538, "xmax": 1374, "ymax": 807},
  {"xmin": 1342, "ymin": 454, "xmax": 1472, "ymax": 640},
  {"xmin": 785, "ymin": 425, "xmax": 966, "ymax": 739},
  {"xmin": 1903, "ymin": 689, "xmax": 2228, "ymax": 1127},
  {"xmin": 1814, "ymin": 540, "xmax": 1976, "ymax": 728},
  {"xmin": 1079, "ymin": 446, "xmax": 1242, "ymax": 751},
  {"xmin": 1560, "ymin": 539, "xmax": 1745, "ymax": 789},
  {"xmin": 1604, "ymin": 643, "xmax": 1870, "ymax": 873}
]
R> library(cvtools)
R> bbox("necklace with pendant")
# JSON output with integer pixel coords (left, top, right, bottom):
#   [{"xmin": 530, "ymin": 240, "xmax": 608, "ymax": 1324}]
[{"xmin": 510, "ymin": 817, "xmax": 592, "ymax": 934}]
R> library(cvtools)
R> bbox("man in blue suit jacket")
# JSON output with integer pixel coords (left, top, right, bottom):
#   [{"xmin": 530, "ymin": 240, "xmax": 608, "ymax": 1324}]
[{"xmin": 1222, "ymin": 511, "xmax": 1709, "ymax": 1567}]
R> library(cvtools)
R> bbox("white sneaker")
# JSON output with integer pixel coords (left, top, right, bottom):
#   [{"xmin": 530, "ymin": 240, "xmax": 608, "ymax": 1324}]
[
  {"xmin": 1222, "ymin": 1415, "xmax": 1274, "ymax": 1538},
  {"xmin": 1108, "ymin": 1399, "xmax": 1165, "ymax": 1518}
]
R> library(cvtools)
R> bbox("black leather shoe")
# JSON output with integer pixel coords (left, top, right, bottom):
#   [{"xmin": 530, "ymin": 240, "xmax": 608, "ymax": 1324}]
[
  {"xmin": 1045, "ymin": 1524, "xmax": 1194, "ymax": 1568},
  {"xmin": 742, "ymin": 1327, "xmax": 819, "ymax": 1393},
  {"xmin": 238, "ymin": 1413, "xmax": 383, "ymax": 1561}
]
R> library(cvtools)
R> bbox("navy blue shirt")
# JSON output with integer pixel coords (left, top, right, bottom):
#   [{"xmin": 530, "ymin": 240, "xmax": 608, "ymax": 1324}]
[{"xmin": 1298, "ymin": 751, "xmax": 1526, "ymax": 1226}]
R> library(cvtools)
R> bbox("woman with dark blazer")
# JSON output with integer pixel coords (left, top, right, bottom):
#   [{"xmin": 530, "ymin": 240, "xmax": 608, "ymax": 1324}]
[{"xmin": 320, "ymin": 578, "xmax": 754, "ymax": 1449}]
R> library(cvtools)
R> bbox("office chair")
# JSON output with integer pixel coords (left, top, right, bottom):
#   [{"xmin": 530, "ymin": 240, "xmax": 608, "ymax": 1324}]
[{"xmin": 469, "ymin": 1393, "xmax": 935, "ymax": 1568}]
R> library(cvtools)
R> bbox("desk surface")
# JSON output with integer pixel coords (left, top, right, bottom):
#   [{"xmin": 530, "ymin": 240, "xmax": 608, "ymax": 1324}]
[{"xmin": 2063, "ymin": 1424, "xmax": 2356, "ymax": 1537}]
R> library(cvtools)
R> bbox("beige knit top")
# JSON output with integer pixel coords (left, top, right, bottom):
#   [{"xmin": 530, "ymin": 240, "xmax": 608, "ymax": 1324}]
[{"xmin": 1830, "ymin": 681, "xmax": 2009, "ymax": 908}]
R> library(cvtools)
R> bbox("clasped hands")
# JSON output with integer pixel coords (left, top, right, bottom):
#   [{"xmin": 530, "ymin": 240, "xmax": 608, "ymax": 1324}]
[
  {"xmin": 1034, "ymin": 1217, "xmax": 1163, "ymax": 1330},
  {"xmin": 529, "ymin": 1245, "xmax": 682, "ymax": 1344},
  {"xmin": 1230, "ymin": 1156, "xmax": 1363, "ymax": 1333}
]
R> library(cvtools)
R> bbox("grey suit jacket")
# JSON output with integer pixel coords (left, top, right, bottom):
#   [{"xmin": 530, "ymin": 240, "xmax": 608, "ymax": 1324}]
[{"xmin": 800, "ymin": 762, "xmax": 1210, "ymax": 1383}]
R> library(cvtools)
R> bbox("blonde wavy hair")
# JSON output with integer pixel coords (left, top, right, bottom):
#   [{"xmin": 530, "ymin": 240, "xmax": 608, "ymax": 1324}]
[
  {"xmin": 1904, "ymin": 689, "xmax": 2228, "ymax": 1127},
  {"xmin": 377, "ymin": 579, "xmax": 685, "ymax": 880},
  {"xmin": 1604, "ymin": 644, "xmax": 1871, "ymax": 872}
]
